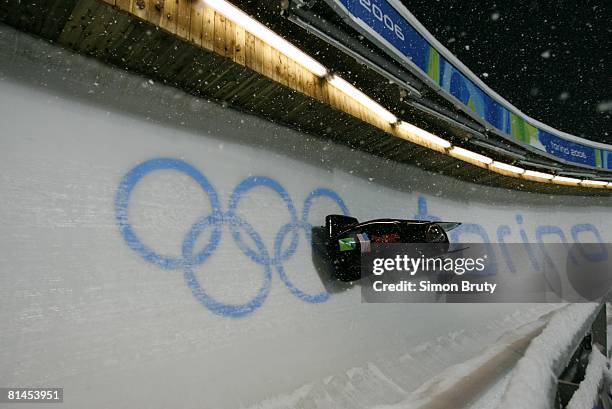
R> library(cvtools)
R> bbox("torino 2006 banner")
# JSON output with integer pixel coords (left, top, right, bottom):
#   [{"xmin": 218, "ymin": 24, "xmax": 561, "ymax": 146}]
[{"xmin": 325, "ymin": 0, "xmax": 612, "ymax": 170}]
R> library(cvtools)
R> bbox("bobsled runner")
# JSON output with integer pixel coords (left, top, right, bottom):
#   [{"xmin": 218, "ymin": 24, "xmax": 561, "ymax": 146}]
[{"xmin": 325, "ymin": 215, "xmax": 461, "ymax": 282}]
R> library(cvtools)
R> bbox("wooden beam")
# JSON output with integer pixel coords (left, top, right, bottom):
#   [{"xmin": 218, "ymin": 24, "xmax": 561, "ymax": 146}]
[
  {"xmin": 3, "ymin": 0, "xmax": 602, "ymax": 195},
  {"xmin": 97, "ymin": 0, "xmax": 392, "ymax": 134}
]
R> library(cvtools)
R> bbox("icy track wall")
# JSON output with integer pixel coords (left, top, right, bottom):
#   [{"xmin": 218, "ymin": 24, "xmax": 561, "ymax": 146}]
[{"xmin": 1, "ymin": 25, "xmax": 611, "ymax": 409}]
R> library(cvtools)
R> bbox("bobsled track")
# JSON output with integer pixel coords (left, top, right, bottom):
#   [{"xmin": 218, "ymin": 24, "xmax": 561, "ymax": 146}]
[{"xmin": 0, "ymin": 25, "xmax": 611, "ymax": 409}]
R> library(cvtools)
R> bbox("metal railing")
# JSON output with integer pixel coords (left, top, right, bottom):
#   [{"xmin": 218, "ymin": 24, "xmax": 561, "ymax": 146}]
[{"xmin": 556, "ymin": 303, "xmax": 608, "ymax": 408}]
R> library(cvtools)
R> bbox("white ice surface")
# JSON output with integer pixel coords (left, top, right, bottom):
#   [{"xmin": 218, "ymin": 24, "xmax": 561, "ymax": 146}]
[
  {"xmin": 369, "ymin": 310, "xmax": 552, "ymax": 409},
  {"xmin": 1, "ymin": 25, "xmax": 611, "ymax": 409}
]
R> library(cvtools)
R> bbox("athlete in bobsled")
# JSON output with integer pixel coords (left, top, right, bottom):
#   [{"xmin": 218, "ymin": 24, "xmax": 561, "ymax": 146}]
[{"xmin": 325, "ymin": 215, "xmax": 461, "ymax": 282}]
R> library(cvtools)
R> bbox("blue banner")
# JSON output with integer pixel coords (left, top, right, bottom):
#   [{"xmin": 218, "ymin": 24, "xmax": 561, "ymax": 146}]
[{"xmin": 329, "ymin": 0, "xmax": 612, "ymax": 170}]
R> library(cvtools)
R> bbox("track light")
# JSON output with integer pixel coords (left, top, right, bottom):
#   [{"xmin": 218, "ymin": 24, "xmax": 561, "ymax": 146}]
[
  {"xmin": 552, "ymin": 175, "xmax": 581, "ymax": 185},
  {"xmin": 523, "ymin": 170, "xmax": 554, "ymax": 180},
  {"xmin": 204, "ymin": 0, "xmax": 328, "ymax": 77},
  {"xmin": 449, "ymin": 147, "xmax": 493, "ymax": 165},
  {"xmin": 580, "ymin": 180, "xmax": 609, "ymax": 188},
  {"xmin": 490, "ymin": 161, "xmax": 525, "ymax": 174},
  {"xmin": 328, "ymin": 75, "xmax": 398, "ymax": 124},
  {"xmin": 398, "ymin": 122, "xmax": 451, "ymax": 148}
]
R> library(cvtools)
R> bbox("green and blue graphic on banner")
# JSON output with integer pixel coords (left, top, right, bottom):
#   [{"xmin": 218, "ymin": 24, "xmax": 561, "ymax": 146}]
[{"xmin": 328, "ymin": 0, "xmax": 612, "ymax": 170}]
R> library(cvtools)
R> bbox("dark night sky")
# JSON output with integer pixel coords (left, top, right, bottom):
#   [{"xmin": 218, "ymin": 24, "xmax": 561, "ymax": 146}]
[{"xmin": 400, "ymin": 0, "xmax": 611, "ymax": 144}]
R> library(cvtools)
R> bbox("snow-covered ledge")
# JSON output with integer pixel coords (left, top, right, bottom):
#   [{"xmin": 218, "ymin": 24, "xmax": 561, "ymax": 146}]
[
  {"xmin": 566, "ymin": 347, "xmax": 608, "ymax": 409},
  {"xmin": 497, "ymin": 304, "xmax": 602, "ymax": 409}
]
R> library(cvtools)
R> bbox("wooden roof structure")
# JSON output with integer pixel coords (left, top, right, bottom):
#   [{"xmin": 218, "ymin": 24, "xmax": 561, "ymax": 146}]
[{"xmin": 1, "ymin": 0, "xmax": 609, "ymax": 196}]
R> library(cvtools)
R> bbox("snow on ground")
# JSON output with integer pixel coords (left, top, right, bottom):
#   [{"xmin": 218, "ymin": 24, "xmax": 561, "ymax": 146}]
[
  {"xmin": 468, "ymin": 374, "xmax": 511, "ymax": 409},
  {"xmin": 380, "ymin": 315, "xmax": 550, "ymax": 409},
  {"xmin": 498, "ymin": 304, "xmax": 600, "ymax": 409},
  {"xmin": 246, "ymin": 306, "xmax": 560, "ymax": 409}
]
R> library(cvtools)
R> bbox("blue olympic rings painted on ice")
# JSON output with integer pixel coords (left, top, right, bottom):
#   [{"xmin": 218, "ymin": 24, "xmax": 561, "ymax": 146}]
[{"xmin": 115, "ymin": 158, "xmax": 349, "ymax": 318}]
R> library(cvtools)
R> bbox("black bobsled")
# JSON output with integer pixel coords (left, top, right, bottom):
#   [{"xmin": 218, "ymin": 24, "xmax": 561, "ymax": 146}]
[{"xmin": 325, "ymin": 215, "xmax": 461, "ymax": 282}]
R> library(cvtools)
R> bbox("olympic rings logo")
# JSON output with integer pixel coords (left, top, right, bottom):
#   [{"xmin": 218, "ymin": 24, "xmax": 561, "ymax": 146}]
[{"xmin": 115, "ymin": 158, "xmax": 350, "ymax": 318}]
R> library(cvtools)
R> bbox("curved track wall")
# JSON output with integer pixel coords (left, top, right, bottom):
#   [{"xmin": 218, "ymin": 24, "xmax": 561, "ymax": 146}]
[{"xmin": 0, "ymin": 26, "xmax": 610, "ymax": 408}]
